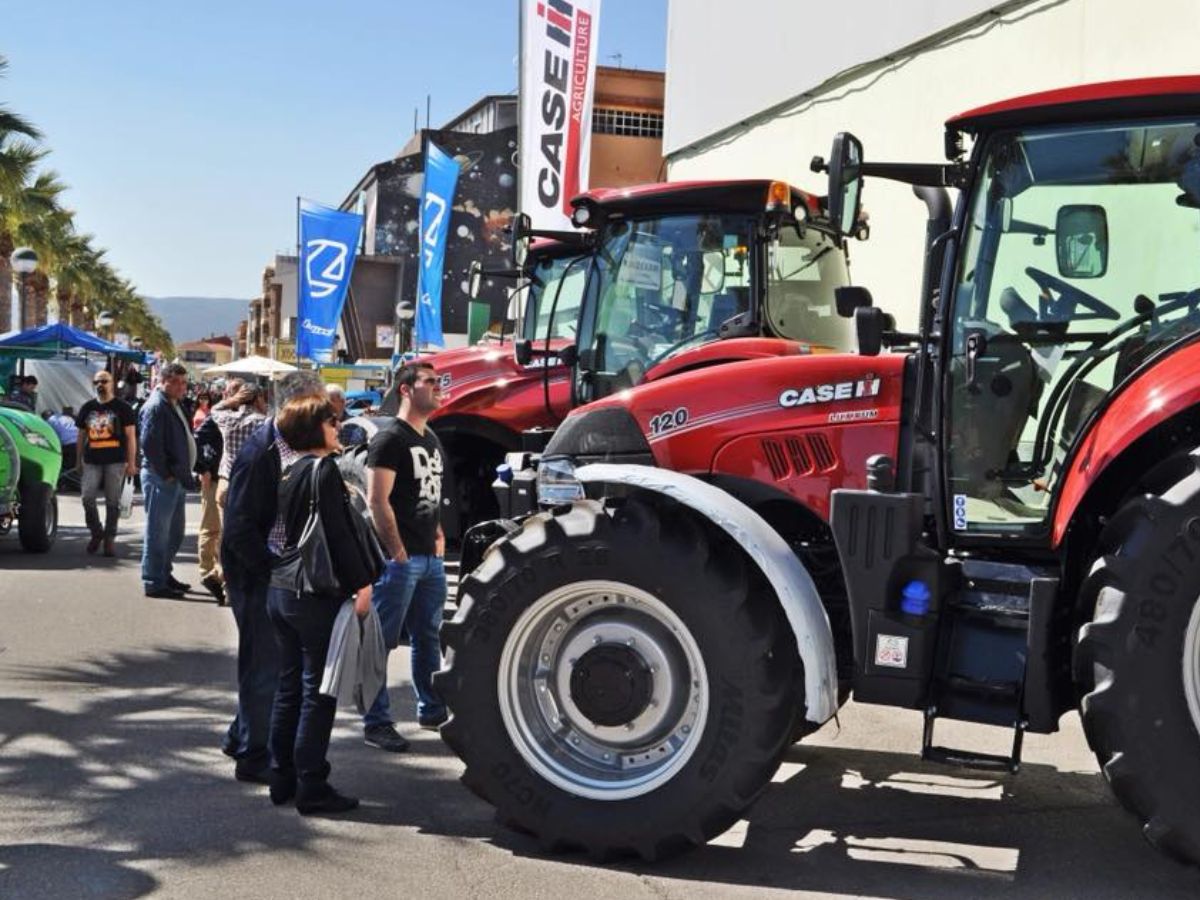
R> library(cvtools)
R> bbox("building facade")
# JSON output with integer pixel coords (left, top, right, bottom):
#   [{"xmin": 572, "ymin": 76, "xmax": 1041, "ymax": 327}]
[{"xmin": 662, "ymin": 0, "xmax": 1196, "ymax": 329}]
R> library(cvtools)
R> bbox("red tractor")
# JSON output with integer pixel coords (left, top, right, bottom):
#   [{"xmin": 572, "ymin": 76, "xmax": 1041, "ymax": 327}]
[
  {"xmin": 437, "ymin": 76, "xmax": 1200, "ymax": 865},
  {"xmin": 423, "ymin": 180, "xmax": 858, "ymax": 542}
]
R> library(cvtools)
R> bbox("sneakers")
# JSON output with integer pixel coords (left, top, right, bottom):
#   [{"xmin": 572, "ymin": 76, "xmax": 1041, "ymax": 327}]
[
  {"xmin": 201, "ymin": 575, "xmax": 226, "ymax": 605},
  {"xmin": 145, "ymin": 585, "xmax": 186, "ymax": 599},
  {"xmin": 418, "ymin": 710, "xmax": 449, "ymax": 731},
  {"xmin": 363, "ymin": 724, "xmax": 410, "ymax": 753},
  {"xmin": 296, "ymin": 784, "xmax": 359, "ymax": 816},
  {"xmin": 86, "ymin": 534, "xmax": 101, "ymax": 554},
  {"xmin": 234, "ymin": 763, "xmax": 272, "ymax": 785}
]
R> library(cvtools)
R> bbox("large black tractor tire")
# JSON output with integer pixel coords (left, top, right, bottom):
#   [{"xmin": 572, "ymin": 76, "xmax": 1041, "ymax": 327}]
[
  {"xmin": 435, "ymin": 497, "xmax": 799, "ymax": 861},
  {"xmin": 18, "ymin": 481, "xmax": 57, "ymax": 552},
  {"xmin": 1076, "ymin": 450, "xmax": 1200, "ymax": 865}
]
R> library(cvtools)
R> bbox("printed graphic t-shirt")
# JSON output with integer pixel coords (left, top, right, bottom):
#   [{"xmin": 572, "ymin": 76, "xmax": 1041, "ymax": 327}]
[
  {"xmin": 76, "ymin": 398, "xmax": 137, "ymax": 465},
  {"xmin": 366, "ymin": 419, "xmax": 444, "ymax": 556}
]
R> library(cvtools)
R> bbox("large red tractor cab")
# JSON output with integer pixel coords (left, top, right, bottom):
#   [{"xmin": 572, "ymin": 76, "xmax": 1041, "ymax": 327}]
[{"xmin": 436, "ymin": 76, "xmax": 1200, "ymax": 866}]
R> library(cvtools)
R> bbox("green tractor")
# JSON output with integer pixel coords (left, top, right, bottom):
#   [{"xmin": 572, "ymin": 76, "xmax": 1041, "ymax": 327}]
[{"xmin": 0, "ymin": 401, "xmax": 61, "ymax": 552}]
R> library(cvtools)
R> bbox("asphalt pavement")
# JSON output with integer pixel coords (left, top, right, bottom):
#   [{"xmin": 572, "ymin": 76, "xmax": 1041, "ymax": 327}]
[{"xmin": 1, "ymin": 493, "xmax": 1199, "ymax": 899}]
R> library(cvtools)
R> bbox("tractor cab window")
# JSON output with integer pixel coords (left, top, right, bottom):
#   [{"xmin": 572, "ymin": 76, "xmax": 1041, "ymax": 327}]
[
  {"xmin": 524, "ymin": 253, "xmax": 587, "ymax": 343},
  {"xmin": 580, "ymin": 213, "xmax": 753, "ymax": 392},
  {"xmin": 766, "ymin": 225, "xmax": 854, "ymax": 351},
  {"xmin": 947, "ymin": 119, "xmax": 1200, "ymax": 536}
]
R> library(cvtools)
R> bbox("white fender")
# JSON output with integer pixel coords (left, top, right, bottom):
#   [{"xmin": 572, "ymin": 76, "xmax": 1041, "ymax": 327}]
[{"xmin": 576, "ymin": 463, "xmax": 839, "ymax": 725}]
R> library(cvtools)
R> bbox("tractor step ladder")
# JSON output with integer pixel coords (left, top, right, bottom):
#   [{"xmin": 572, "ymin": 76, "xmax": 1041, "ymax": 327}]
[{"xmin": 919, "ymin": 559, "xmax": 1058, "ymax": 774}]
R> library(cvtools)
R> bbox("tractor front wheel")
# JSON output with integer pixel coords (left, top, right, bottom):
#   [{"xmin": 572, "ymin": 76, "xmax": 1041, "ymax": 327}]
[
  {"xmin": 435, "ymin": 497, "xmax": 799, "ymax": 860},
  {"xmin": 1077, "ymin": 450, "xmax": 1200, "ymax": 864}
]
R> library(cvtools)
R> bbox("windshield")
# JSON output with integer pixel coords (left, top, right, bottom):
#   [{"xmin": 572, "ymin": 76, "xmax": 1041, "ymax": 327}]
[
  {"xmin": 766, "ymin": 225, "xmax": 853, "ymax": 350},
  {"xmin": 946, "ymin": 118, "xmax": 1200, "ymax": 534},
  {"xmin": 578, "ymin": 213, "xmax": 755, "ymax": 389},
  {"xmin": 517, "ymin": 252, "xmax": 588, "ymax": 343}
]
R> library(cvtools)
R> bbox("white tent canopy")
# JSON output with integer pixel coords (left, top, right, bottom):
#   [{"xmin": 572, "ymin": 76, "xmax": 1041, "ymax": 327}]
[{"xmin": 202, "ymin": 355, "xmax": 298, "ymax": 377}]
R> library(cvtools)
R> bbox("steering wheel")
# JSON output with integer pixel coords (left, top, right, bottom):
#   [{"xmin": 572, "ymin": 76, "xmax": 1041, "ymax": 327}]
[{"xmin": 1025, "ymin": 266, "xmax": 1121, "ymax": 321}]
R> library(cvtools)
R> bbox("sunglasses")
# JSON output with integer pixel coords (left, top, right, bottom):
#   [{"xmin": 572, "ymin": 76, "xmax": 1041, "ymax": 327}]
[
  {"xmin": 93, "ymin": 379, "xmax": 112, "ymax": 386},
  {"xmin": 415, "ymin": 376, "xmax": 441, "ymax": 386}
]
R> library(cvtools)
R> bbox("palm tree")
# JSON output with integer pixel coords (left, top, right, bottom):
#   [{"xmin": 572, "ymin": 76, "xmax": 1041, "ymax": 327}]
[{"xmin": 9, "ymin": 170, "xmax": 70, "ymax": 327}]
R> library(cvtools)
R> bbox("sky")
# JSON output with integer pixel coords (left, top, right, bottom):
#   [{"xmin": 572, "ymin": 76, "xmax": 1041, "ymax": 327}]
[{"xmin": 2, "ymin": 0, "xmax": 666, "ymax": 300}]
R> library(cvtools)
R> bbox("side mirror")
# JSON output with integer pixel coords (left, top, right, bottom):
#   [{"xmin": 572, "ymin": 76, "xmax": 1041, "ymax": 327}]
[
  {"xmin": 468, "ymin": 260, "xmax": 483, "ymax": 299},
  {"xmin": 558, "ymin": 344, "xmax": 578, "ymax": 368},
  {"xmin": 512, "ymin": 212, "xmax": 532, "ymax": 267},
  {"xmin": 855, "ymin": 306, "xmax": 891, "ymax": 357},
  {"xmin": 827, "ymin": 132, "xmax": 864, "ymax": 238},
  {"xmin": 1056, "ymin": 204, "xmax": 1107, "ymax": 278},
  {"xmin": 515, "ymin": 339, "xmax": 533, "ymax": 366},
  {"xmin": 700, "ymin": 250, "xmax": 726, "ymax": 294},
  {"xmin": 835, "ymin": 285, "xmax": 874, "ymax": 318}
]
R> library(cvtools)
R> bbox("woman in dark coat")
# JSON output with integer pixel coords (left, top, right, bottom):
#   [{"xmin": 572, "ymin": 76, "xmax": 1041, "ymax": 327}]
[{"xmin": 267, "ymin": 395, "xmax": 375, "ymax": 815}]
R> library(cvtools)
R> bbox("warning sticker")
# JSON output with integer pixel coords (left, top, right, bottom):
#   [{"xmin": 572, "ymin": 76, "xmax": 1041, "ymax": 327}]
[
  {"xmin": 952, "ymin": 493, "xmax": 968, "ymax": 531},
  {"xmin": 874, "ymin": 634, "xmax": 909, "ymax": 669}
]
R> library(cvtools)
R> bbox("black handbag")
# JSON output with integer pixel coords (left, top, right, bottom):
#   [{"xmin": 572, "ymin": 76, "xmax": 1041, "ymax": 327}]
[
  {"xmin": 287, "ymin": 456, "xmax": 385, "ymax": 596},
  {"xmin": 297, "ymin": 458, "xmax": 341, "ymax": 595}
]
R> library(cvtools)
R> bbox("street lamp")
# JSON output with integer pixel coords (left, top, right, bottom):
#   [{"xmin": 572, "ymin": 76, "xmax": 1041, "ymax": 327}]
[{"xmin": 10, "ymin": 247, "xmax": 38, "ymax": 331}]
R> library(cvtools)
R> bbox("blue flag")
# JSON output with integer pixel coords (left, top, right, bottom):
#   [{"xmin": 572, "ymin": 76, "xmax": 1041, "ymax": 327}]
[
  {"xmin": 415, "ymin": 141, "xmax": 460, "ymax": 348},
  {"xmin": 297, "ymin": 201, "xmax": 363, "ymax": 363}
]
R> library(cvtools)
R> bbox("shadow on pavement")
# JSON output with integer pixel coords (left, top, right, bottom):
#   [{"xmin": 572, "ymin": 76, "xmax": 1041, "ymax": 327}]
[
  {"xmin": 0, "ymin": 646, "xmax": 496, "ymax": 898},
  {"xmin": 586, "ymin": 742, "xmax": 1200, "ymax": 898},
  {"xmin": 0, "ymin": 844, "xmax": 157, "ymax": 899}
]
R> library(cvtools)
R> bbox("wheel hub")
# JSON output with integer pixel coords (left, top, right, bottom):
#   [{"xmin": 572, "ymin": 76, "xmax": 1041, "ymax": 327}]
[
  {"xmin": 498, "ymin": 580, "xmax": 709, "ymax": 801},
  {"xmin": 569, "ymin": 644, "xmax": 653, "ymax": 727}
]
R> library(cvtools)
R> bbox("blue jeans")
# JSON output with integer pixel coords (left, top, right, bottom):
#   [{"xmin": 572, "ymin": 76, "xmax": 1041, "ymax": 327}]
[
  {"xmin": 363, "ymin": 555, "xmax": 446, "ymax": 728},
  {"xmin": 267, "ymin": 585, "xmax": 341, "ymax": 785},
  {"xmin": 140, "ymin": 468, "xmax": 185, "ymax": 590},
  {"xmin": 224, "ymin": 579, "xmax": 279, "ymax": 771}
]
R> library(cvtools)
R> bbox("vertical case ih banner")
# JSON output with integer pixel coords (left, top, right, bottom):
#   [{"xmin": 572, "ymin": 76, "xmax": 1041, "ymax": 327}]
[
  {"xmin": 297, "ymin": 201, "xmax": 364, "ymax": 363},
  {"xmin": 519, "ymin": 0, "xmax": 601, "ymax": 230},
  {"xmin": 415, "ymin": 140, "xmax": 460, "ymax": 349}
]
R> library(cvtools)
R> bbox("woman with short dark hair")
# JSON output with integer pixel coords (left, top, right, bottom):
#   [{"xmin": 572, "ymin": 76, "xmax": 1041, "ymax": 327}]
[{"xmin": 267, "ymin": 395, "xmax": 376, "ymax": 815}]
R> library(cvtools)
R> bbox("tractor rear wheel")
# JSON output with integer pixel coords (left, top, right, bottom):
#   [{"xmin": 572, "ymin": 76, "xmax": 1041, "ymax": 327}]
[
  {"xmin": 1077, "ymin": 450, "xmax": 1200, "ymax": 864},
  {"xmin": 18, "ymin": 481, "xmax": 57, "ymax": 552},
  {"xmin": 435, "ymin": 497, "xmax": 799, "ymax": 860}
]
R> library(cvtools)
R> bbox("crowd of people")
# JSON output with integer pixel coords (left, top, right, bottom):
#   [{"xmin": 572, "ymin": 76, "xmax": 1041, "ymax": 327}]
[{"xmin": 31, "ymin": 359, "xmax": 444, "ymax": 815}]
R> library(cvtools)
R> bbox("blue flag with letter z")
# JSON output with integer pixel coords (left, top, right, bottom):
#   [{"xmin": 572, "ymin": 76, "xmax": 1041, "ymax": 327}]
[
  {"xmin": 298, "ymin": 201, "xmax": 363, "ymax": 363},
  {"xmin": 415, "ymin": 141, "xmax": 460, "ymax": 349}
]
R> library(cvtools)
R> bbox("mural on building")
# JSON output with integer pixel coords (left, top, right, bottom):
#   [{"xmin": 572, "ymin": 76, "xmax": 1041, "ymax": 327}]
[{"xmin": 370, "ymin": 126, "xmax": 518, "ymax": 336}]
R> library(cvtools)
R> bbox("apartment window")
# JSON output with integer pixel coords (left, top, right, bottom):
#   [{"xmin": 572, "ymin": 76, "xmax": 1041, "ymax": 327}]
[{"xmin": 593, "ymin": 107, "xmax": 663, "ymax": 138}]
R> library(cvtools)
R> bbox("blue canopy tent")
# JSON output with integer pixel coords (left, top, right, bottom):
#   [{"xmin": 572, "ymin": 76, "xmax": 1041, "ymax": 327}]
[{"xmin": 0, "ymin": 322, "xmax": 152, "ymax": 362}]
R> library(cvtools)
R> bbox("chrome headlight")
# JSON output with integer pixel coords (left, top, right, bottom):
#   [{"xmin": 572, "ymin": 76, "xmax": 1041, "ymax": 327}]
[{"xmin": 536, "ymin": 455, "xmax": 584, "ymax": 506}]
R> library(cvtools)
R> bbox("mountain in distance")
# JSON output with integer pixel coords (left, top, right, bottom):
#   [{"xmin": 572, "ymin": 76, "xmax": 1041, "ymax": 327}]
[{"xmin": 146, "ymin": 296, "xmax": 248, "ymax": 344}]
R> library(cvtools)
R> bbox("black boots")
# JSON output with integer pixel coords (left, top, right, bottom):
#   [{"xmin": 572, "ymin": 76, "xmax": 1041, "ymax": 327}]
[{"xmin": 295, "ymin": 783, "xmax": 359, "ymax": 816}]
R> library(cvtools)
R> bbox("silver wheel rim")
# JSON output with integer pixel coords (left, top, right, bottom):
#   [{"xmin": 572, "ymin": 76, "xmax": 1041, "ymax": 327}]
[
  {"xmin": 1183, "ymin": 597, "xmax": 1200, "ymax": 740},
  {"xmin": 498, "ymin": 579, "xmax": 708, "ymax": 801}
]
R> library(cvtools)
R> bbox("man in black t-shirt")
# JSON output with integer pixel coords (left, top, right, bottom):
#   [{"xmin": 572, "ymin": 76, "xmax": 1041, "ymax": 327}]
[
  {"xmin": 76, "ymin": 369, "xmax": 138, "ymax": 556},
  {"xmin": 361, "ymin": 360, "xmax": 447, "ymax": 752}
]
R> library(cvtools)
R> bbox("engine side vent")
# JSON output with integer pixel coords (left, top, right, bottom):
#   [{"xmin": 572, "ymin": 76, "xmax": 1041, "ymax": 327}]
[
  {"xmin": 784, "ymin": 437, "xmax": 812, "ymax": 475},
  {"xmin": 761, "ymin": 438, "xmax": 789, "ymax": 480},
  {"xmin": 807, "ymin": 433, "xmax": 837, "ymax": 471}
]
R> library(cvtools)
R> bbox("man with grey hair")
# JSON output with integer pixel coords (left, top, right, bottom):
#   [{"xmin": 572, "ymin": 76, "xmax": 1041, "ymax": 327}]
[
  {"xmin": 219, "ymin": 370, "xmax": 325, "ymax": 783},
  {"xmin": 325, "ymin": 383, "xmax": 348, "ymax": 423},
  {"xmin": 139, "ymin": 362, "xmax": 196, "ymax": 598}
]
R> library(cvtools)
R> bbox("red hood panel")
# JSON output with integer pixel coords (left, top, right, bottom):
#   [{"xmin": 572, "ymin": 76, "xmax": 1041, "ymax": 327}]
[{"xmin": 577, "ymin": 352, "xmax": 907, "ymax": 520}]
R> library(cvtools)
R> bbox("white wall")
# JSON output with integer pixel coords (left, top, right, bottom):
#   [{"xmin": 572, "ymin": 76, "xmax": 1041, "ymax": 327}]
[
  {"xmin": 664, "ymin": 0, "xmax": 1015, "ymax": 156},
  {"xmin": 666, "ymin": 0, "xmax": 1200, "ymax": 328}
]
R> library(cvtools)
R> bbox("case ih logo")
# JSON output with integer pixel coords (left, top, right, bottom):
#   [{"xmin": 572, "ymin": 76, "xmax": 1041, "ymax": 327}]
[
  {"xmin": 779, "ymin": 377, "xmax": 881, "ymax": 408},
  {"xmin": 535, "ymin": 0, "xmax": 592, "ymax": 214}
]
